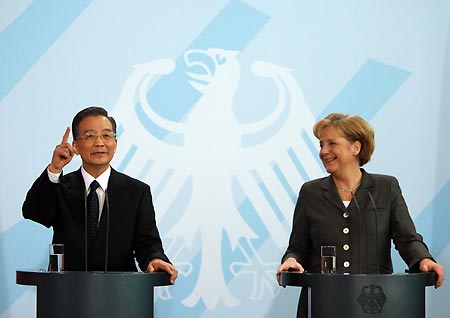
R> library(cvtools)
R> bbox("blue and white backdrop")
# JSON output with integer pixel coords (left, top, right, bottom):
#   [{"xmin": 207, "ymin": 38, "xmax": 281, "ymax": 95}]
[{"xmin": 1, "ymin": 1, "xmax": 450, "ymax": 317}]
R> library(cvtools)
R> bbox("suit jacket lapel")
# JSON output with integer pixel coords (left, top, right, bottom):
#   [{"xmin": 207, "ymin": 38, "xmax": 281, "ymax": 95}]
[{"xmin": 61, "ymin": 169, "xmax": 87, "ymax": 244}]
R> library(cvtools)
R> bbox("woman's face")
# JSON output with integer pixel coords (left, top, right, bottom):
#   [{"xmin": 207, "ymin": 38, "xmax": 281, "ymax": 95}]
[{"xmin": 318, "ymin": 126, "xmax": 360, "ymax": 175}]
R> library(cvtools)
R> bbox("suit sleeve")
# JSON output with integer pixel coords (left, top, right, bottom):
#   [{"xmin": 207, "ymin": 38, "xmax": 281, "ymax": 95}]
[
  {"xmin": 22, "ymin": 168, "xmax": 60, "ymax": 228},
  {"xmin": 133, "ymin": 184, "xmax": 171, "ymax": 271},
  {"xmin": 281, "ymin": 184, "xmax": 313, "ymax": 269},
  {"xmin": 389, "ymin": 176, "xmax": 433, "ymax": 269}
]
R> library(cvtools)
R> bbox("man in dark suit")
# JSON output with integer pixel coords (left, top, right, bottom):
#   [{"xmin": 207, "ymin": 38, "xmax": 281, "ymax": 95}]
[{"xmin": 23, "ymin": 106, "xmax": 177, "ymax": 283}]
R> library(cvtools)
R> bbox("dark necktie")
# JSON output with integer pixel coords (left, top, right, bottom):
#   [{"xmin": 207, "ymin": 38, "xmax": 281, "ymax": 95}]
[{"xmin": 87, "ymin": 180, "xmax": 100, "ymax": 242}]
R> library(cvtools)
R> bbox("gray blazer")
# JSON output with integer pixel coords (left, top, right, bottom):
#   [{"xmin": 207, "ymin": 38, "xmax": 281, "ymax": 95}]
[
  {"xmin": 282, "ymin": 169, "xmax": 434, "ymax": 317},
  {"xmin": 282, "ymin": 169, "xmax": 433, "ymax": 274}
]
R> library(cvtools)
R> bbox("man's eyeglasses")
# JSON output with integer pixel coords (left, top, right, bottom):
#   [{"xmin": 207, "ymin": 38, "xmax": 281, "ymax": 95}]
[{"xmin": 76, "ymin": 132, "xmax": 116, "ymax": 142}]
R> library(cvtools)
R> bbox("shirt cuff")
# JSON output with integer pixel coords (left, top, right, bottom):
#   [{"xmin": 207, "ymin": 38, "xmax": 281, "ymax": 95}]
[{"xmin": 47, "ymin": 168, "xmax": 61, "ymax": 183}]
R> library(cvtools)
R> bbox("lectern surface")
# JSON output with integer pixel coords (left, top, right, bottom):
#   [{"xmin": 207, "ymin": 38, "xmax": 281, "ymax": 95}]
[{"xmin": 17, "ymin": 270, "xmax": 171, "ymax": 318}]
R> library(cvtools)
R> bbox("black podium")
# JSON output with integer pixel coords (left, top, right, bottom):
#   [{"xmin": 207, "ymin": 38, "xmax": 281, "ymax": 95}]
[
  {"xmin": 280, "ymin": 272, "xmax": 435, "ymax": 318},
  {"xmin": 16, "ymin": 270, "xmax": 171, "ymax": 318}
]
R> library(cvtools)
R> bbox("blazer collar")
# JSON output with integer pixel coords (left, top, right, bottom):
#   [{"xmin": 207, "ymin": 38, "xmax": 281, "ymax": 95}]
[
  {"xmin": 358, "ymin": 168, "xmax": 375, "ymax": 190},
  {"xmin": 320, "ymin": 175, "xmax": 345, "ymax": 211},
  {"xmin": 320, "ymin": 168, "xmax": 374, "ymax": 210}
]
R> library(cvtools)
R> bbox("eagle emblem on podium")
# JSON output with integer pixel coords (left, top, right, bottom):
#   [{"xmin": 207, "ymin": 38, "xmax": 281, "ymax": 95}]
[{"xmin": 357, "ymin": 284, "xmax": 387, "ymax": 314}]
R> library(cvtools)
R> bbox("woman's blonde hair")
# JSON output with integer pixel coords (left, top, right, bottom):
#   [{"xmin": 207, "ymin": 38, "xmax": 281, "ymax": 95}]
[{"xmin": 313, "ymin": 113, "xmax": 375, "ymax": 166}]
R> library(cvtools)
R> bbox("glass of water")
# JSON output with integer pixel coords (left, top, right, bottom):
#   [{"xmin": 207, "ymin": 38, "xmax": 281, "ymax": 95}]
[
  {"xmin": 321, "ymin": 245, "xmax": 336, "ymax": 274},
  {"xmin": 48, "ymin": 244, "xmax": 64, "ymax": 272}
]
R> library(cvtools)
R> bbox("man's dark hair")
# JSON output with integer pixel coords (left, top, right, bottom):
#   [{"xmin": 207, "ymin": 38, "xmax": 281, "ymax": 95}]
[{"xmin": 72, "ymin": 106, "xmax": 117, "ymax": 140}]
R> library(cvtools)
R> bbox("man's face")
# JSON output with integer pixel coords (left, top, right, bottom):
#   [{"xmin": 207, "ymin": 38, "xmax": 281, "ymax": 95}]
[{"xmin": 72, "ymin": 115, "xmax": 117, "ymax": 176}]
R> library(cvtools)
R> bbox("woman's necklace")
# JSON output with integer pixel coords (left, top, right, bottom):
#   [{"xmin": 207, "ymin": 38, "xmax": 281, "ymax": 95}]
[{"xmin": 336, "ymin": 184, "xmax": 360, "ymax": 192}]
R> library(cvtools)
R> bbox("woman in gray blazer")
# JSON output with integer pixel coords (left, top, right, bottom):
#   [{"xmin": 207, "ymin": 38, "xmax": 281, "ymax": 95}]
[{"xmin": 276, "ymin": 113, "xmax": 444, "ymax": 317}]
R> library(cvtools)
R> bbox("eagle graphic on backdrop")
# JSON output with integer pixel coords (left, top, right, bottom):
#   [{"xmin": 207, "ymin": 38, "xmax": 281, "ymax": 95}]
[{"xmin": 111, "ymin": 48, "xmax": 323, "ymax": 309}]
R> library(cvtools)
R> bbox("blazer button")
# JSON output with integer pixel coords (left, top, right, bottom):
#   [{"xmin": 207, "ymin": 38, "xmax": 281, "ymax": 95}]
[
  {"xmin": 343, "ymin": 244, "xmax": 350, "ymax": 251},
  {"xmin": 343, "ymin": 261, "xmax": 350, "ymax": 268},
  {"xmin": 343, "ymin": 212, "xmax": 349, "ymax": 218},
  {"xmin": 342, "ymin": 227, "xmax": 350, "ymax": 234}
]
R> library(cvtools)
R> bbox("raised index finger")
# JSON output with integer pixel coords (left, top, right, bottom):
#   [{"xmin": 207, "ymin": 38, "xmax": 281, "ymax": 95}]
[{"xmin": 61, "ymin": 127, "xmax": 71, "ymax": 144}]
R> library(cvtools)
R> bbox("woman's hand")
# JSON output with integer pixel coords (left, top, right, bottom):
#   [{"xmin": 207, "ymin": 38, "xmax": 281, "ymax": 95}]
[
  {"xmin": 420, "ymin": 258, "xmax": 445, "ymax": 288},
  {"xmin": 276, "ymin": 258, "xmax": 304, "ymax": 286}
]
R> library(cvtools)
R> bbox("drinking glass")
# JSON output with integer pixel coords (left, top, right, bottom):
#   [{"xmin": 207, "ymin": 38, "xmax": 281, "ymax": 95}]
[
  {"xmin": 48, "ymin": 244, "xmax": 64, "ymax": 272},
  {"xmin": 321, "ymin": 245, "xmax": 336, "ymax": 274}
]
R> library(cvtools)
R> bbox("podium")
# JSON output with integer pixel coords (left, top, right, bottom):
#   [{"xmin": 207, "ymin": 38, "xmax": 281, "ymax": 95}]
[
  {"xmin": 280, "ymin": 272, "xmax": 435, "ymax": 318},
  {"xmin": 16, "ymin": 270, "xmax": 171, "ymax": 318}
]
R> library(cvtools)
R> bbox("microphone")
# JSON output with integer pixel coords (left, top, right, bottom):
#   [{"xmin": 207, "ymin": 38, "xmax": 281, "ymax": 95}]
[
  {"xmin": 367, "ymin": 191, "xmax": 379, "ymax": 274},
  {"xmin": 351, "ymin": 191, "xmax": 363, "ymax": 274},
  {"xmin": 104, "ymin": 189, "xmax": 110, "ymax": 272},
  {"xmin": 84, "ymin": 189, "xmax": 88, "ymax": 272}
]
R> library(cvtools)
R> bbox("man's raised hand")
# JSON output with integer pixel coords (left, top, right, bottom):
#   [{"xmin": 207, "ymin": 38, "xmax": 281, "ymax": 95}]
[{"xmin": 48, "ymin": 127, "xmax": 75, "ymax": 173}]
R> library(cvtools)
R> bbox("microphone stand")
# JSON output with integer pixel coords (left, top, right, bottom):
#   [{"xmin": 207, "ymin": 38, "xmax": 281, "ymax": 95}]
[
  {"xmin": 368, "ymin": 191, "xmax": 379, "ymax": 274},
  {"xmin": 84, "ymin": 189, "xmax": 88, "ymax": 272},
  {"xmin": 351, "ymin": 191, "xmax": 363, "ymax": 274},
  {"xmin": 104, "ymin": 190, "xmax": 110, "ymax": 272}
]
